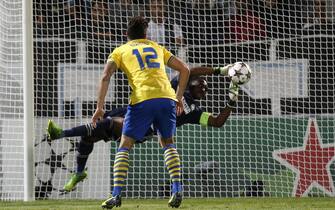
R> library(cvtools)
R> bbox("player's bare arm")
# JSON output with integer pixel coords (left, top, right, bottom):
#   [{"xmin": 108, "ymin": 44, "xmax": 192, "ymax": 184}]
[
  {"xmin": 190, "ymin": 64, "xmax": 234, "ymax": 76},
  {"xmin": 92, "ymin": 61, "xmax": 117, "ymax": 126},
  {"xmin": 189, "ymin": 63, "xmax": 250, "ymax": 128},
  {"xmin": 167, "ymin": 56, "xmax": 190, "ymax": 115},
  {"xmin": 206, "ymin": 82, "xmax": 239, "ymax": 128},
  {"xmin": 207, "ymin": 106, "xmax": 233, "ymax": 128}
]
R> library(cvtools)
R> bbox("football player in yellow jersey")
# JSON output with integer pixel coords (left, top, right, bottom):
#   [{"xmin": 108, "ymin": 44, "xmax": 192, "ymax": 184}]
[{"xmin": 92, "ymin": 16, "xmax": 190, "ymax": 209}]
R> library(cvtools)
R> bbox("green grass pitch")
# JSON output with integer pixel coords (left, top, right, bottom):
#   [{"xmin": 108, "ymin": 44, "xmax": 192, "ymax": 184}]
[{"xmin": 1, "ymin": 198, "xmax": 335, "ymax": 210}]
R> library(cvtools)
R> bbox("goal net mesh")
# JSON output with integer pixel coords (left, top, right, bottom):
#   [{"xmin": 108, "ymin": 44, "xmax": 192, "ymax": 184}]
[
  {"xmin": 0, "ymin": 0, "xmax": 24, "ymax": 201},
  {"xmin": 1, "ymin": 0, "xmax": 335, "ymax": 200}
]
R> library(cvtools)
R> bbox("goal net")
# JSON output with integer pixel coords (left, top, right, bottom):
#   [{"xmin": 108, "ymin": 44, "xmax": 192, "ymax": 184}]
[
  {"xmin": 1, "ymin": 0, "xmax": 335, "ymax": 200},
  {"xmin": 0, "ymin": 0, "xmax": 25, "ymax": 200}
]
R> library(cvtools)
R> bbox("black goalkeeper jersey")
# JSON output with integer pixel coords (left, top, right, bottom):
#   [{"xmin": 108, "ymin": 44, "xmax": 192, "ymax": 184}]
[
  {"xmin": 104, "ymin": 107, "xmax": 127, "ymax": 119},
  {"xmin": 170, "ymin": 77, "xmax": 204, "ymax": 127}
]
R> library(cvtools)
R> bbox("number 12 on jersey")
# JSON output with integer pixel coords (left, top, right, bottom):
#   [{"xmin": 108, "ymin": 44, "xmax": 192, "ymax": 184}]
[{"xmin": 133, "ymin": 47, "xmax": 160, "ymax": 70}]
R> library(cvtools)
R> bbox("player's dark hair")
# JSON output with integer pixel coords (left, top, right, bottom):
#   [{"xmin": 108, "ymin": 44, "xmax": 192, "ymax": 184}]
[{"xmin": 127, "ymin": 16, "xmax": 148, "ymax": 40}]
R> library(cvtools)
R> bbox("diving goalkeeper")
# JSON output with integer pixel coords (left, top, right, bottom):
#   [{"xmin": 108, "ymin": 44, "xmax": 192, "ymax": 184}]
[{"xmin": 47, "ymin": 64, "xmax": 238, "ymax": 192}]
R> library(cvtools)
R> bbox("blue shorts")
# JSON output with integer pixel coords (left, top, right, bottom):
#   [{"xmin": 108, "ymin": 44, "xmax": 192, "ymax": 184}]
[{"xmin": 122, "ymin": 98, "xmax": 176, "ymax": 142}]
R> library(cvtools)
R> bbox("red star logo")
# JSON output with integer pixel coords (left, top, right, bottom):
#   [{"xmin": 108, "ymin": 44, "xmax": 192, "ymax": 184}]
[{"xmin": 273, "ymin": 118, "xmax": 335, "ymax": 197}]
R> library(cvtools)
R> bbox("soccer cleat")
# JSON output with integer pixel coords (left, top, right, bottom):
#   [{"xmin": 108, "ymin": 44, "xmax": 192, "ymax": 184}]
[
  {"xmin": 63, "ymin": 170, "xmax": 88, "ymax": 192},
  {"xmin": 168, "ymin": 192, "xmax": 182, "ymax": 208},
  {"xmin": 101, "ymin": 195, "xmax": 122, "ymax": 209},
  {"xmin": 47, "ymin": 120, "xmax": 63, "ymax": 140}
]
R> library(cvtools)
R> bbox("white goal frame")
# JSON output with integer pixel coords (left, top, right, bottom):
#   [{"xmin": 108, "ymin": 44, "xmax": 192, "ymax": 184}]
[{"xmin": 23, "ymin": 0, "xmax": 34, "ymax": 201}]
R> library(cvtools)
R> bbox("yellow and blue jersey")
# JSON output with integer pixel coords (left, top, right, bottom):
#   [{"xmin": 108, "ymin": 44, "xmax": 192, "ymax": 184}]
[{"xmin": 107, "ymin": 39, "xmax": 176, "ymax": 105}]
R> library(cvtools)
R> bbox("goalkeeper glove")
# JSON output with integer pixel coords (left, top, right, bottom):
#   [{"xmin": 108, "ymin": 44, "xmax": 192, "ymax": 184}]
[
  {"xmin": 213, "ymin": 64, "xmax": 234, "ymax": 76},
  {"xmin": 227, "ymin": 81, "xmax": 239, "ymax": 108}
]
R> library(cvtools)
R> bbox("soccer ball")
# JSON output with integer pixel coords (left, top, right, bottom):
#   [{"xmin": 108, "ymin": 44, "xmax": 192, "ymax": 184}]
[{"xmin": 228, "ymin": 62, "xmax": 252, "ymax": 85}]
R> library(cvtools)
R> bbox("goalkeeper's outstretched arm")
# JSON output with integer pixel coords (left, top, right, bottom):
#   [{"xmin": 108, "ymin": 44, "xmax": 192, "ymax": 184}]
[
  {"xmin": 190, "ymin": 64, "xmax": 233, "ymax": 76},
  {"xmin": 206, "ymin": 82, "xmax": 239, "ymax": 128},
  {"xmin": 187, "ymin": 64, "xmax": 239, "ymax": 128},
  {"xmin": 207, "ymin": 106, "xmax": 233, "ymax": 128}
]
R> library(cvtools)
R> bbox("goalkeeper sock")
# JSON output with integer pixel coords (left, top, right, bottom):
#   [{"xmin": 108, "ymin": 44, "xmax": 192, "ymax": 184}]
[
  {"xmin": 76, "ymin": 139, "xmax": 94, "ymax": 173},
  {"xmin": 63, "ymin": 118, "xmax": 112, "ymax": 138},
  {"xmin": 163, "ymin": 144, "xmax": 182, "ymax": 194},
  {"xmin": 112, "ymin": 147, "xmax": 130, "ymax": 196}
]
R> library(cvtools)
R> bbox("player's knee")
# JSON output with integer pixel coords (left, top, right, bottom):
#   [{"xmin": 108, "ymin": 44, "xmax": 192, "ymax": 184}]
[
  {"xmin": 78, "ymin": 138, "xmax": 94, "ymax": 155},
  {"xmin": 160, "ymin": 137, "xmax": 174, "ymax": 148}
]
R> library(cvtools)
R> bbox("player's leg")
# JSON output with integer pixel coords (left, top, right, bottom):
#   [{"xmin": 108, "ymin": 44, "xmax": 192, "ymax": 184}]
[
  {"xmin": 161, "ymin": 137, "xmax": 182, "ymax": 208},
  {"xmin": 63, "ymin": 136, "xmax": 93, "ymax": 192},
  {"xmin": 47, "ymin": 117, "xmax": 115, "ymax": 140},
  {"xmin": 62, "ymin": 117, "xmax": 124, "ymax": 192},
  {"xmin": 102, "ymin": 103, "xmax": 153, "ymax": 209},
  {"xmin": 101, "ymin": 135, "xmax": 134, "ymax": 209},
  {"xmin": 154, "ymin": 98, "xmax": 182, "ymax": 208}
]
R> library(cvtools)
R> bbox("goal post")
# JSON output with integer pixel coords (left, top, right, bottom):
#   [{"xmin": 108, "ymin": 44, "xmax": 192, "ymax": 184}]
[
  {"xmin": 0, "ymin": 0, "xmax": 31, "ymax": 201},
  {"xmin": 23, "ymin": 0, "xmax": 34, "ymax": 201}
]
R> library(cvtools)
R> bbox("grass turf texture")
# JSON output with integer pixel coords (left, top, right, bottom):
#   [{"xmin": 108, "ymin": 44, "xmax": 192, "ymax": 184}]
[{"xmin": 1, "ymin": 198, "xmax": 335, "ymax": 210}]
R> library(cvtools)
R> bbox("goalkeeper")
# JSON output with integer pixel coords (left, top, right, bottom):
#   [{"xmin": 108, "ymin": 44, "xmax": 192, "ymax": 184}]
[
  {"xmin": 47, "ymin": 64, "xmax": 238, "ymax": 192},
  {"xmin": 47, "ymin": 65, "xmax": 239, "ymax": 192}
]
